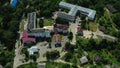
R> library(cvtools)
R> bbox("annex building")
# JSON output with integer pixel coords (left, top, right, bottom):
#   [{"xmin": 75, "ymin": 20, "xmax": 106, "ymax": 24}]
[
  {"xmin": 22, "ymin": 12, "xmax": 51, "ymax": 43},
  {"xmin": 27, "ymin": 12, "xmax": 51, "ymax": 38},
  {"xmin": 58, "ymin": 1, "xmax": 96, "ymax": 22}
]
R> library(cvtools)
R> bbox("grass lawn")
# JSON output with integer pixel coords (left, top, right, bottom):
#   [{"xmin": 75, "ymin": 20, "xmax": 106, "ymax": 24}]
[
  {"xmin": 102, "ymin": 8, "xmax": 117, "ymax": 35},
  {"xmin": 20, "ymin": 21, "xmax": 24, "ymax": 31},
  {"xmin": 18, "ymin": 39, "xmax": 21, "ymax": 47},
  {"xmin": 44, "ymin": 18, "xmax": 54, "ymax": 26},
  {"xmin": 46, "ymin": 61, "xmax": 76, "ymax": 68},
  {"xmin": 100, "ymin": 50, "xmax": 120, "ymax": 66},
  {"xmin": 89, "ymin": 22, "xmax": 97, "ymax": 32},
  {"xmin": 17, "ymin": 62, "xmax": 37, "ymax": 68},
  {"xmin": 0, "ymin": 17, "xmax": 3, "ymax": 23},
  {"xmin": 87, "ymin": 50, "xmax": 120, "ymax": 67}
]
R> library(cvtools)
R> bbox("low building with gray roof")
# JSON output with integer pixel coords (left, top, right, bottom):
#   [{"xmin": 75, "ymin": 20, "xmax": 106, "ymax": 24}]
[
  {"xmin": 27, "ymin": 46, "xmax": 39, "ymax": 55},
  {"xmin": 27, "ymin": 12, "xmax": 36, "ymax": 30},
  {"xmin": 26, "ymin": 12, "xmax": 51, "ymax": 38},
  {"xmin": 80, "ymin": 56, "xmax": 88, "ymax": 64},
  {"xmin": 58, "ymin": 1, "xmax": 96, "ymax": 21},
  {"xmin": 28, "ymin": 28, "xmax": 51, "ymax": 38},
  {"xmin": 57, "ymin": 12, "xmax": 75, "ymax": 22}
]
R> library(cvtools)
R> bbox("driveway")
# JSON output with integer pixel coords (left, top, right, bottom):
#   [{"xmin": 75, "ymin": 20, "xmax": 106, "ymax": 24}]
[
  {"xmin": 36, "ymin": 36, "xmax": 68, "ymax": 62},
  {"xmin": 69, "ymin": 22, "xmax": 78, "ymax": 44},
  {"xmin": 36, "ymin": 42, "xmax": 51, "ymax": 62}
]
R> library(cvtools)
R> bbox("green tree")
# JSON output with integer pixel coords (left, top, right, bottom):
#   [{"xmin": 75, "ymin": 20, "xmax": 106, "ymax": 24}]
[
  {"xmin": 39, "ymin": 18, "xmax": 44, "ymax": 28},
  {"xmin": 112, "ymin": 49, "xmax": 120, "ymax": 62},
  {"xmin": 112, "ymin": 13, "xmax": 120, "ymax": 28},
  {"xmin": 30, "ymin": 55, "xmax": 37, "ymax": 62},
  {"xmin": 64, "ymin": 52, "xmax": 72, "ymax": 62},
  {"xmin": 65, "ymin": 42, "xmax": 74, "ymax": 52},
  {"xmin": 46, "ymin": 50, "xmax": 60, "ymax": 60},
  {"xmin": 88, "ymin": 38, "xmax": 97, "ymax": 50},
  {"xmin": 68, "ymin": 32, "xmax": 73, "ymax": 41}
]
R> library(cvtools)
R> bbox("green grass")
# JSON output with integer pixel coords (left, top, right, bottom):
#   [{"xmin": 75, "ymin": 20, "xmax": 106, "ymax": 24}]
[
  {"xmin": 0, "ymin": 17, "xmax": 3, "ymax": 23},
  {"xmin": 36, "ymin": 21, "xmax": 40, "ymax": 28},
  {"xmin": 17, "ymin": 62, "xmax": 37, "ymax": 68},
  {"xmin": 44, "ymin": 18, "xmax": 54, "ymax": 26},
  {"xmin": 101, "ymin": 50, "xmax": 120, "ymax": 66},
  {"xmin": 43, "ymin": 53, "xmax": 46, "ymax": 57},
  {"xmin": 18, "ymin": 39, "xmax": 21, "ymax": 47},
  {"xmin": 104, "ymin": 8, "xmax": 117, "ymax": 34},
  {"xmin": 46, "ymin": 61, "xmax": 76, "ymax": 68},
  {"xmin": 20, "ymin": 21, "xmax": 24, "ymax": 31},
  {"xmin": 89, "ymin": 22, "xmax": 97, "ymax": 32},
  {"xmin": 36, "ymin": 53, "xmax": 40, "ymax": 59},
  {"xmin": 88, "ymin": 50, "xmax": 120, "ymax": 66}
]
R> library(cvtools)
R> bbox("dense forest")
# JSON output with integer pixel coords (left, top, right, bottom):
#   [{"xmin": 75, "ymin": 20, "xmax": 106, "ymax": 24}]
[{"xmin": 0, "ymin": 0, "xmax": 120, "ymax": 67}]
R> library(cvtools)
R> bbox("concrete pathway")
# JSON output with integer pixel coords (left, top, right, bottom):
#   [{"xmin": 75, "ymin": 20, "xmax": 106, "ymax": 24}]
[
  {"xmin": 69, "ymin": 23, "xmax": 77, "ymax": 45},
  {"xmin": 13, "ymin": 18, "xmax": 27, "ymax": 68},
  {"xmin": 54, "ymin": 59, "xmax": 82, "ymax": 68}
]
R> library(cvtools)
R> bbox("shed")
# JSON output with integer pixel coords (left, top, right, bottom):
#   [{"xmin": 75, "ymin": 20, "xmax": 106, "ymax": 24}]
[
  {"xmin": 28, "ymin": 46, "xmax": 38, "ymax": 55},
  {"xmin": 80, "ymin": 56, "xmax": 88, "ymax": 64}
]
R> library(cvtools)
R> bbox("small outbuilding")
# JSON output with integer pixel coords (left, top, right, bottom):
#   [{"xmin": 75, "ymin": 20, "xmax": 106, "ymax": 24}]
[
  {"xmin": 80, "ymin": 56, "xmax": 88, "ymax": 64},
  {"xmin": 27, "ymin": 46, "xmax": 39, "ymax": 55}
]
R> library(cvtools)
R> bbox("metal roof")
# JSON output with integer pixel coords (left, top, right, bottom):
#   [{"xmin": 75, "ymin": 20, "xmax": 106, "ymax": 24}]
[
  {"xmin": 22, "ymin": 30, "xmax": 36, "ymax": 43},
  {"xmin": 28, "ymin": 46, "xmax": 38, "ymax": 55},
  {"xmin": 57, "ymin": 12, "xmax": 75, "ymax": 22},
  {"xmin": 80, "ymin": 56, "xmax": 88, "ymax": 64},
  {"xmin": 59, "ymin": 1, "xmax": 74, "ymax": 9},
  {"xmin": 27, "ymin": 12, "xmax": 36, "ymax": 30},
  {"xmin": 59, "ymin": 1, "xmax": 96, "ymax": 20},
  {"xmin": 68, "ymin": 6, "xmax": 78, "ymax": 16}
]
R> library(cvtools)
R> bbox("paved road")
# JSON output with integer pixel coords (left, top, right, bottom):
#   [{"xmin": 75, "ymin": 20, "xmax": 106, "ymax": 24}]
[
  {"xmin": 36, "ymin": 35, "xmax": 68, "ymax": 62},
  {"xmin": 83, "ymin": 29, "xmax": 117, "ymax": 41},
  {"xmin": 69, "ymin": 22, "xmax": 78, "ymax": 44},
  {"xmin": 95, "ymin": 30, "xmax": 117, "ymax": 41},
  {"xmin": 13, "ymin": 37, "xmax": 25, "ymax": 68},
  {"xmin": 54, "ymin": 59, "xmax": 82, "ymax": 68},
  {"xmin": 52, "ymin": 12, "xmax": 58, "ymax": 19},
  {"xmin": 13, "ymin": 19, "xmax": 27, "ymax": 68},
  {"xmin": 36, "ymin": 42, "xmax": 51, "ymax": 62}
]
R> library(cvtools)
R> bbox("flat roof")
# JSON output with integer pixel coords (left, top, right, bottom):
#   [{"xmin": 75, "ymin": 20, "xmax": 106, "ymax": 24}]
[
  {"xmin": 28, "ymin": 28, "xmax": 50, "ymax": 33},
  {"xmin": 57, "ymin": 12, "xmax": 75, "ymax": 22},
  {"xmin": 28, "ymin": 46, "xmax": 38, "ymax": 55},
  {"xmin": 27, "ymin": 12, "xmax": 36, "ymax": 30},
  {"xmin": 59, "ymin": 1, "xmax": 96, "ymax": 20}
]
